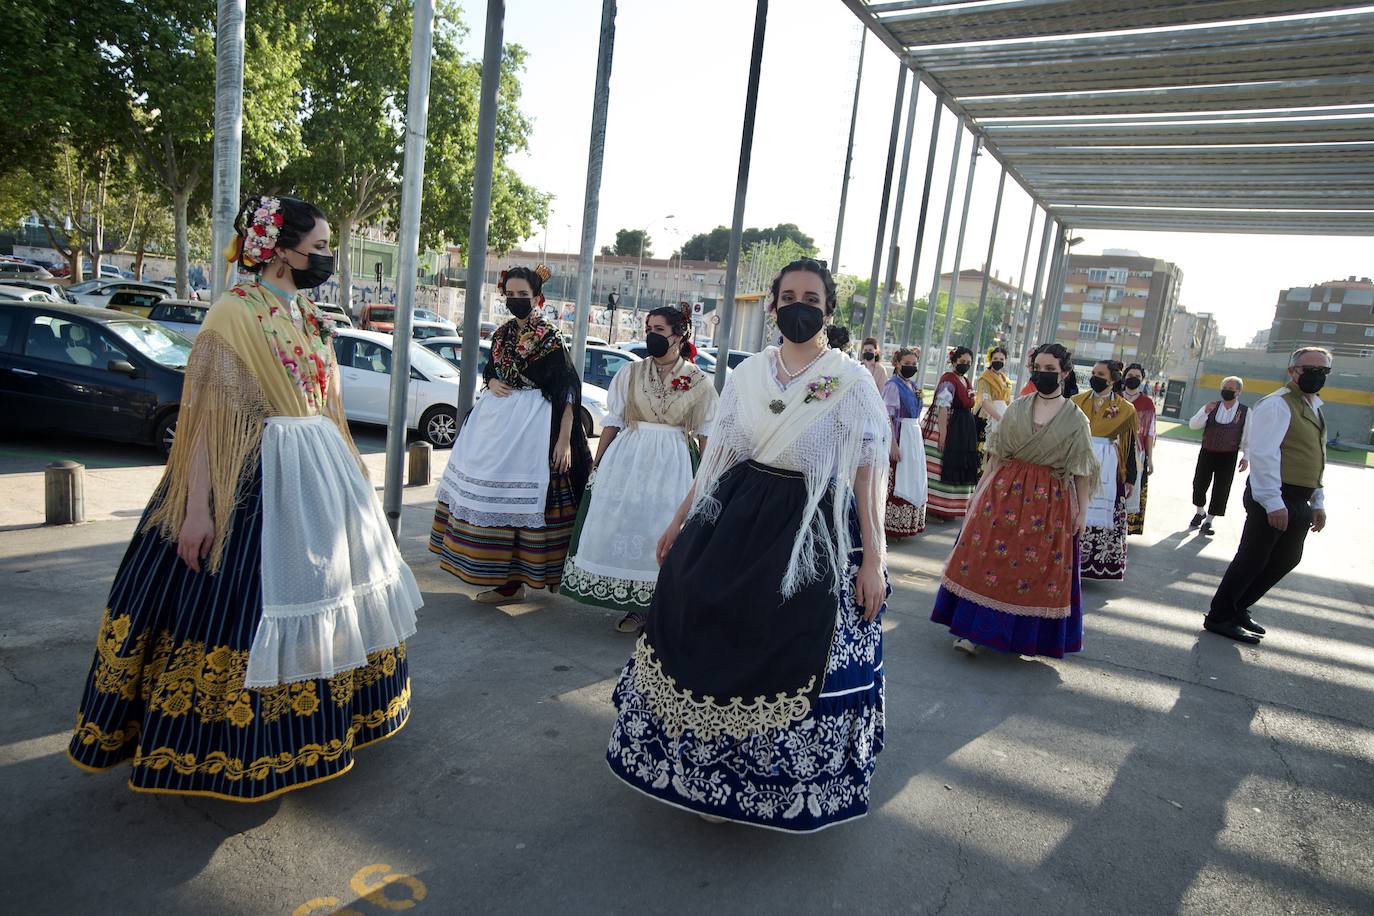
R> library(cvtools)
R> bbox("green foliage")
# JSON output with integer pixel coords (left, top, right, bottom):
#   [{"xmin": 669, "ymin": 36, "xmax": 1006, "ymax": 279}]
[
  {"xmin": 611, "ymin": 228, "xmax": 651, "ymax": 257},
  {"xmin": 680, "ymin": 223, "xmax": 817, "ymax": 262}
]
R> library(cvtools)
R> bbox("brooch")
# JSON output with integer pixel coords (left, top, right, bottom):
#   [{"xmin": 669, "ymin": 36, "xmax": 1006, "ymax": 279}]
[
  {"xmin": 769, "ymin": 399, "xmax": 786, "ymax": 414},
  {"xmin": 803, "ymin": 375, "xmax": 840, "ymax": 404},
  {"xmin": 671, "ymin": 375, "xmax": 693, "ymax": 391}
]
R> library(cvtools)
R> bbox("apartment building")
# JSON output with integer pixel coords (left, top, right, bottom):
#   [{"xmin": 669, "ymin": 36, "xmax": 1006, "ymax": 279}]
[
  {"xmin": 1054, "ymin": 251, "xmax": 1183, "ymax": 373},
  {"xmin": 1266, "ymin": 276, "xmax": 1374, "ymax": 359}
]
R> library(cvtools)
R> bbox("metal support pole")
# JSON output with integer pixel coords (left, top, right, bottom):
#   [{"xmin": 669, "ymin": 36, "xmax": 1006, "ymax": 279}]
[
  {"xmin": 1040, "ymin": 225, "xmax": 1068, "ymax": 342},
  {"xmin": 831, "ymin": 28, "xmax": 865, "ymax": 274},
  {"xmin": 900, "ymin": 104, "xmax": 942, "ymax": 348},
  {"xmin": 861, "ymin": 62, "xmax": 907, "ymax": 341},
  {"xmin": 457, "ymin": 0, "xmax": 505, "ymax": 421},
  {"xmin": 918, "ymin": 116, "xmax": 964, "ymax": 389},
  {"xmin": 937, "ymin": 134, "xmax": 981, "ymax": 367},
  {"xmin": 572, "ymin": 0, "xmax": 616, "ymax": 377},
  {"xmin": 878, "ymin": 77, "xmax": 920, "ymax": 346},
  {"xmin": 1006, "ymin": 204, "xmax": 1038, "ymax": 389},
  {"xmin": 1022, "ymin": 216, "xmax": 1056, "ymax": 355},
  {"xmin": 382, "ymin": 0, "xmax": 437, "ymax": 538},
  {"xmin": 209, "ymin": 0, "xmax": 245, "ymax": 302},
  {"xmin": 971, "ymin": 166, "xmax": 1006, "ymax": 356},
  {"xmin": 714, "ymin": 0, "xmax": 767, "ymax": 395}
]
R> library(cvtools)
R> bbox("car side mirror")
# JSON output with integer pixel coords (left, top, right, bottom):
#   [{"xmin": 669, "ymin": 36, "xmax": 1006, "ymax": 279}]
[{"xmin": 108, "ymin": 359, "xmax": 139, "ymax": 377}]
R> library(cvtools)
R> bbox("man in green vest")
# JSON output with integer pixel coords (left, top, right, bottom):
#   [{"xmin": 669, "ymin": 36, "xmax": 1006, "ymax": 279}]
[{"xmin": 1205, "ymin": 347, "xmax": 1331, "ymax": 644}]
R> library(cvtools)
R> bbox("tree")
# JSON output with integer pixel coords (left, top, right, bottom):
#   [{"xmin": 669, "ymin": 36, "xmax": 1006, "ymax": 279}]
[
  {"xmin": 611, "ymin": 228, "xmax": 650, "ymax": 257},
  {"xmin": 680, "ymin": 223, "xmax": 817, "ymax": 262}
]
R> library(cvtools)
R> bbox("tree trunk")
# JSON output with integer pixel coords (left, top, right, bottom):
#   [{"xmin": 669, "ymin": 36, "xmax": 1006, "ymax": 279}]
[
  {"xmin": 337, "ymin": 216, "xmax": 354, "ymax": 318},
  {"xmin": 133, "ymin": 231, "xmax": 146, "ymax": 280},
  {"xmin": 90, "ymin": 152, "xmax": 108, "ymax": 280},
  {"xmin": 172, "ymin": 185, "xmax": 191, "ymax": 298}
]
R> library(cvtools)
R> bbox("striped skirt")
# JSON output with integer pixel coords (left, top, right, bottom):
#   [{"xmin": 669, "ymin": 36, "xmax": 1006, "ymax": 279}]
[
  {"xmin": 923, "ymin": 428, "xmax": 976, "ymax": 521},
  {"xmin": 67, "ymin": 461, "xmax": 410, "ymax": 802},
  {"xmin": 430, "ymin": 470, "xmax": 579, "ymax": 590}
]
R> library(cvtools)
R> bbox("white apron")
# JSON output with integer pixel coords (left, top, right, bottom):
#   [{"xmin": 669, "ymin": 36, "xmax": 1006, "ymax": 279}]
[
  {"xmin": 437, "ymin": 387, "xmax": 552, "ymax": 528},
  {"xmin": 1085, "ymin": 436, "xmax": 1119, "ymax": 529},
  {"xmin": 246, "ymin": 415, "xmax": 422, "ymax": 687},
  {"xmin": 894, "ymin": 417, "xmax": 928, "ymax": 506}
]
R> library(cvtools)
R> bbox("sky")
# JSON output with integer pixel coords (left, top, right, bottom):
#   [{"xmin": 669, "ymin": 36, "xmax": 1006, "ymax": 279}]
[{"xmin": 455, "ymin": 0, "xmax": 1372, "ymax": 347}]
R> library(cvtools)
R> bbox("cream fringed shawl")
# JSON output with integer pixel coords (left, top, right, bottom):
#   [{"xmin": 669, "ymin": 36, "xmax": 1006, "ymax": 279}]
[
  {"xmin": 145, "ymin": 283, "xmax": 361, "ymax": 573},
  {"xmin": 989, "ymin": 394, "xmax": 1099, "ymax": 482},
  {"xmin": 688, "ymin": 347, "xmax": 890, "ymax": 599},
  {"xmin": 620, "ymin": 357, "xmax": 716, "ymax": 433}
]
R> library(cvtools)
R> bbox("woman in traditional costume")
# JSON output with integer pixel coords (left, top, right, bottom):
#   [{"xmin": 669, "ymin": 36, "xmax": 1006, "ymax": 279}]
[
  {"xmin": 883, "ymin": 347, "xmax": 926, "ymax": 538},
  {"xmin": 932, "ymin": 344, "xmax": 1098, "ymax": 657},
  {"xmin": 432, "ymin": 266, "xmax": 592, "ymax": 602},
  {"xmin": 67, "ymin": 196, "xmax": 420, "ymax": 800},
  {"xmin": 606, "ymin": 258, "xmax": 890, "ymax": 833},
  {"xmin": 1122, "ymin": 363, "xmax": 1155, "ymax": 535},
  {"xmin": 563, "ymin": 303, "xmax": 718, "ymax": 633},
  {"xmin": 974, "ymin": 345, "xmax": 1012, "ymax": 450},
  {"xmin": 923, "ymin": 346, "xmax": 980, "ymax": 520},
  {"xmin": 1072, "ymin": 360, "xmax": 1138, "ymax": 581}
]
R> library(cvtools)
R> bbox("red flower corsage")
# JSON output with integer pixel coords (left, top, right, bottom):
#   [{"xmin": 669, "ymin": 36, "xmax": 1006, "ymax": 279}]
[{"xmin": 670, "ymin": 374, "xmax": 693, "ymax": 391}]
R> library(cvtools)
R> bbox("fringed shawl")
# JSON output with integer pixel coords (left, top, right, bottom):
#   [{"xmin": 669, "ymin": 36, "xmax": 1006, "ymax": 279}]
[
  {"xmin": 620, "ymin": 357, "xmax": 716, "ymax": 433},
  {"xmin": 145, "ymin": 283, "xmax": 361, "ymax": 573},
  {"xmin": 990, "ymin": 394, "xmax": 1099, "ymax": 482},
  {"xmin": 1071, "ymin": 391, "xmax": 1138, "ymax": 483}
]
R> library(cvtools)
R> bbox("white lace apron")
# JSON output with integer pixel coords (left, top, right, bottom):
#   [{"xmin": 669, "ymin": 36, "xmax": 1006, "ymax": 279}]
[
  {"xmin": 437, "ymin": 387, "xmax": 552, "ymax": 528},
  {"xmin": 1085, "ymin": 436, "xmax": 1119, "ymax": 529},
  {"xmin": 894, "ymin": 417, "xmax": 928, "ymax": 506}
]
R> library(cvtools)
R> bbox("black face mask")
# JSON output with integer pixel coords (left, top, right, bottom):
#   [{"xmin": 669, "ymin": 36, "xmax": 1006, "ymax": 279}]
[
  {"xmin": 775, "ymin": 303, "xmax": 825, "ymax": 343},
  {"xmin": 1219, "ymin": 389, "xmax": 1237, "ymax": 402},
  {"xmin": 954, "ymin": 362, "xmax": 970, "ymax": 375},
  {"xmin": 1089, "ymin": 376, "xmax": 1110, "ymax": 394},
  {"xmin": 1032, "ymin": 371, "xmax": 1060, "ymax": 395},
  {"xmin": 899, "ymin": 365, "xmax": 918, "ymax": 379},
  {"xmin": 1124, "ymin": 377, "xmax": 1142, "ymax": 390},
  {"xmin": 645, "ymin": 331, "xmax": 673, "ymax": 359},
  {"xmin": 862, "ymin": 351, "xmax": 876, "ymax": 361},
  {"xmin": 990, "ymin": 360, "xmax": 1004, "ymax": 372},
  {"xmin": 289, "ymin": 251, "xmax": 334, "ymax": 289},
  {"xmin": 1296, "ymin": 369, "xmax": 1326, "ymax": 394},
  {"xmin": 506, "ymin": 296, "xmax": 533, "ymax": 320}
]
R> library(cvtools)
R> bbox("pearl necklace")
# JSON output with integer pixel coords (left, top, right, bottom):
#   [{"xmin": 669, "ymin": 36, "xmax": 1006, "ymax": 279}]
[{"xmin": 777, "ymin": 343, "xmax": 826, "ymax": 381}]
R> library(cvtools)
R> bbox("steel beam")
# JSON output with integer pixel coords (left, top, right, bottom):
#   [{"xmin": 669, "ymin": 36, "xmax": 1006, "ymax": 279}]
[
  {"xmin": 571, "ymin": 0, "xmax": 616, "ymax": 377},
  {"xmin": 862, "ymin": 62, "xmax": 909, "ymax": 340},
  {"xmin": 900, "ymin": 104, "xmax": 943, "ymax": 348},
  {"xmin": 917, "ymin": 116, "xmax": 964, "ymax": 390},
  {"xmin": 832, "ymin": 29, "xmax": 866, "ymax": 274},
  {"xmin": 879, "ymin": 75, "xmax": 921, "ymax": 344},
  {"xmin": 938, "ymin": 135, "xmax": 981, "ymax": 363},
  {"xmin": 971, "ymin": 166, "xmax": 1006, "ymax": 355}
]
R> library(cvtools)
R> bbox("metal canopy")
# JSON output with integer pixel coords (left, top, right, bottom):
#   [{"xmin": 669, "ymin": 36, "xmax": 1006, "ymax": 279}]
[{"xmin": 845, "ymin": 1, "xmax": 1374, "ymax": 235}]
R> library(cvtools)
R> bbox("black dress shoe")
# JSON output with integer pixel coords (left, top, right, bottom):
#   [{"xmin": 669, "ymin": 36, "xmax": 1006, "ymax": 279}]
[
  {"xmin": 1204, "ymin": 620, "xmax": 1262, "ymax": 644},
  {"xmin": 1239, "ymin": 616, "xmax": 1267, "ymax": 636},
  {"xmin": 1189, "ymin": 512, "xmax": 1204, "ymax": 528},
  {"xmin": 1200, "ymin": 521, "xmax": 1214, "ymax": 535}
]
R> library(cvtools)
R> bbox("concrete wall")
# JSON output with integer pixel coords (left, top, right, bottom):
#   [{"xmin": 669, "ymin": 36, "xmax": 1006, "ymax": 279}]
[{"xmin": 1182, "ymin": 348, "xmax": 1374, "ymax": 445}]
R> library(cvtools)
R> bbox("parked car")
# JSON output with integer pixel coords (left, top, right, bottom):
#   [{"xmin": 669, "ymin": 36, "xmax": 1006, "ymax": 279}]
[
  {"xmin": 0, "ymin": 284, "xmax": 61, "ymax": 303},
  {"xmin": 410, "ymin": 318, "xmax": 451, "ymax": 340},
  {"xmin": 332, "ymin": 328, "xmax": 466, "ymax": 447},
  {"xmin": 0, "ymin": 279, "xmax": 78, "ymax": 303},
  {"xmin": 0, "ymin": 262, "xmax": 54, "ymax": 281},
  {"xmin": 0, "ymin": 301, "xmax": 188, "ymax": 455},
  {"xmin": 149, "ymin": 300, "xmax": 209, "ymax": 340},
  {"xmin": 412, "ymin": 307, "xmax": 457, "ymax": 334},
  {"xmin": 702, "ymin": 347, "xmax": 754, "ymax": 370},
  {"xmin": 419, "ymin": 335, "xmax": 610, "ymax": 437},
  {"xmin": 70, "ymin": 280, "xmax": 175, "ymax": 307},
  {"xmin": 359, "ymin": 303, "xmax": 397, "ymax": 333},
  {"xmin": 582, "ymin": 344, "xmax": 639, "ymax": 389},
  {"xmin": 315, "ymin": 301, "xmax": 353, "ymax": 329},
  {"xmin": 106, "ymin": 289, "xmax": 165, "ymax": 318},
  {"xmin": 480, "ymin": 321, "xmax": 497, "ymax": 339}
]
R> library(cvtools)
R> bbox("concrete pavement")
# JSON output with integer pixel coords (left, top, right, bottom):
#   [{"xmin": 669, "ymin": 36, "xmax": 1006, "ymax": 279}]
[{"xmin": 0, "ymin": 433, "xmax": 1371, "ymax": 915}]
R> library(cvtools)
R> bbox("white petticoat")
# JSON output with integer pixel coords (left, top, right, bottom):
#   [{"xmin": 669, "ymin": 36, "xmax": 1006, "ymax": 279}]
[
  {"xmin": 893, "ymin": 417, "xmax": 928, "ymax": 506},
  {"xmin": 1086, "ymin": 436, "xmax": 1119, "ymax": 529},
  {"xmin": 567, "ymin": 422, "xmax": 693, "ymax": 582},
  {"xmin": 245, "ymin": 415, "xmax": 422, "ymax": 688},
  {"xmin": 436, "ymin": 387, "xmax": 552, "ymax": 528}
]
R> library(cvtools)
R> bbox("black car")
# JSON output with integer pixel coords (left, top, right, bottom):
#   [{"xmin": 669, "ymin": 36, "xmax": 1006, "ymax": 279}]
[{"xmin": 0, "ymin": 301, "xmax": 190, "ymax": 455}]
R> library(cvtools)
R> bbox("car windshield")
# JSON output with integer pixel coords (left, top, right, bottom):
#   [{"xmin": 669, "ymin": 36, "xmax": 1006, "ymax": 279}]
[
  {"xmin": 68, "ymin": 279, "xmax": 103, "ymax": 294},
  {"xmin": 410, "ymin": 342, "xmax": 458, "ymax": 378},
  {"xmin": 414, "ymin": 308, "xmax": 439, "ymax": 321},
  {"xmin": 369, "ymin": 307, "xmax": 395, "ymax": 322},
  {"xmin": 106, "ymin": 319, "xmax": 192, "ymax": 368}
]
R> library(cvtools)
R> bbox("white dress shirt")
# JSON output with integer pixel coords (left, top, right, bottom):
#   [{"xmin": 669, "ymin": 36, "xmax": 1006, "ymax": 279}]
[
  {"xmin": 1188, "ymin": 399, "xmax": 1241, "ymax": 430},
  {"xmin": 1243, "ymin": 388, "xmax": 1325, "ymax": 513}
]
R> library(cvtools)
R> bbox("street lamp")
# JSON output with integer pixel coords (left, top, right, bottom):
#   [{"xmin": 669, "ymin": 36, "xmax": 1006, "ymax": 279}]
[{"xmin": 633, "ymin": 214, "xmax": 674, "ymax": 316}]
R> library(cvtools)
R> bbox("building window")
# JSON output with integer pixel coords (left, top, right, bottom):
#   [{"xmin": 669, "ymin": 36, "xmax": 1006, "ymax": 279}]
[
  {"xmin": 1131, "ymin": 308, "xmax": 1146, "ymax": 318},
  {"xmin": 1087, "ymin": 268, "xmax": 1107, "ymax": 283},
  {"xmin": 1321, "ymin": 323, "xmax": 1337, "ymax": 334},
  {"xmin": 1328, "ymin": 301, "xmax": 1342, "ymax": 313},
  {"xmin": 1081, "ymin": 303, "xmax": 1102, "ymax": 320},
  {"xmin": 1106, "ymin": 287, "xmax": 1125, "ymax": 303},
  {"xmin": 1086, "ymin": 288, "xmax": 1105, "ymax": 301},
  {"xmin": 624, "ymin": 269, "xmax": 633, "ymax": 281},
  {"xmin": 1307, "ymin": 301, "xmax": 1322, "ymax": 311},
  {"xmin": 1302, "ymin": 322, "xmax": 1318, "ymax": 332},
  {"xmin": 1079, "ymin": 320, "xmax": 1099, "ymax": 335},
  {"xmin": 1106, "ymin": 268, "xmax": 1129, "ymax": 284}
]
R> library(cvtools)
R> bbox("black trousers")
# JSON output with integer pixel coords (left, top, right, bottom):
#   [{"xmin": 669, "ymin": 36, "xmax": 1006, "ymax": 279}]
[
  {"xmin": 1207, "ymin": 483, "xmax": 1314, "ymax": 626},
  {"xmin": 1192, "ymin": 448, "xmax": 1239, "ymax": 515}
]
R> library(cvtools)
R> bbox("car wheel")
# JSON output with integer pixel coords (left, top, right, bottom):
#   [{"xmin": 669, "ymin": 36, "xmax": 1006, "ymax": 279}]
[
  {"xmin": 421, "ymin": 405, "xmax": 458, "ymax": 448},
  {"xmin": 155, "ymin": 410, "xmax": 178, "ymax": 458},
  {"xmin": 580, "ymin": 407, "xmax": 594, "ymax": 439}
]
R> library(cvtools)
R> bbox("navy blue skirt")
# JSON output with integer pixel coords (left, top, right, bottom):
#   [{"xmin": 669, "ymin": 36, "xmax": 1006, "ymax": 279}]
[{"xmin": 67, "ymin": 461, "xmax": 410, "ymax": 801}]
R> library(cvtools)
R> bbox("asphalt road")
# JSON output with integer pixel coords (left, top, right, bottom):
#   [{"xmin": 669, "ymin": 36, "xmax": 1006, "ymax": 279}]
[{"xmin": 0, "ymin": 434, "xmax": 1370, "ymax": 915}]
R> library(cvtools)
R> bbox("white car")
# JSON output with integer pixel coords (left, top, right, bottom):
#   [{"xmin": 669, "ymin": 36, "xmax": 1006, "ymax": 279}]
[
  {"xmin": 332, "ymin": 328, "xmax": 463, "ymax": 447},
  {"xmin": 148, "ymin": 300, "xmax": 209, "ymax": 340},
  {"xmin": 69, "ymin": 279, "xmax": 176, "ymax": 307},
  {"xmin": 0, "ymin": 284, "xmax": 61, "ymax": 302},
  {"xmin": 412, "ymin": 307, "xmax": 457, "ymax": 334}
]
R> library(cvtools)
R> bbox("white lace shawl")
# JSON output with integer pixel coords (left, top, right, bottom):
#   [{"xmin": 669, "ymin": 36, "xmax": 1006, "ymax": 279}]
[{"xmin": 688, "ymin": 354, "xmax": 889, "ymax": 599}]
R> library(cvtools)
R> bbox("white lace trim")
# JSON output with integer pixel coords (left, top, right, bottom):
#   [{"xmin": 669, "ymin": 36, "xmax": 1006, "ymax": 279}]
[{"xmin": 561, "ymin": 559, "xmax": 655, "ymax": 608}]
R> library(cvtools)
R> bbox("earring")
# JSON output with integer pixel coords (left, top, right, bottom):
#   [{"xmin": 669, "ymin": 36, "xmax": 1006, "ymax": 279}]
[{"xmin": 276, "ymin": 262, "xmax": 287, "ymax": 279}]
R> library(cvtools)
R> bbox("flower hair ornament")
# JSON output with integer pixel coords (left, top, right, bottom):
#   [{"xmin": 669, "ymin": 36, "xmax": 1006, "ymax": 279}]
[
  {"xmin": 230, "ymin": 196, "xmax": 284, "ymax": 268},
  {"xmin": 534, "ymin": 263, "xmax": 552, "ymax": 283}
]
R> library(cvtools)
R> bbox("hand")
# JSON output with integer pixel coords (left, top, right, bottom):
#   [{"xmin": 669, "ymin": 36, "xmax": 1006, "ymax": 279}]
[
  {"xmin": 177, "ymin": 509, "xmax": 215, "ymax": 573},
  {"xmin": 655, "ymin": 518, "xmax": 683, "ymax": 566},
  {"xmin": 1310, "ymin": 508, "xmax": 1326, "ymax": 533},
  {"xmin": 488, "ymin": 379, "xmax": 513, "ymax": 398},
  {"xmin": 889, "ymin": 443, "xmax": 901, "ymax": 464},
  {"xmin": 1075, "ymin": 512, "xmax": 1088, "ymax": 537},
  {"xmin": 1237, "ymin": 457, "xmax": 1249, "ymax": 473},
  {"xmin": 552, "ymin": 438, "xmax": 572, "ymax": 474},
  {"xmin": 1266, "ymin": 507, "xmax": 1288, "ymax": 531},
  {"xmin": 1124, "ymin": 483, "xmax": 1134, "ymax": 499},
  {"xmin": 854, "ymin": 560, "xmax": 885, "ymax": 622},
  {"xmin": 1204, "ymin": 401, "xmax": 1218, "ymax": 415}
]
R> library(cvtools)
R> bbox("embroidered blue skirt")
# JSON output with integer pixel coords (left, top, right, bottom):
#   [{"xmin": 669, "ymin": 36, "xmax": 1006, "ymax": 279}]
[
  {"xmin": 607, "ymin": 462, "xmax": 886, "ymax": 833},
  {"xmin": 67, "ymin": 461, "xmax": 410, "ymax": 801}
]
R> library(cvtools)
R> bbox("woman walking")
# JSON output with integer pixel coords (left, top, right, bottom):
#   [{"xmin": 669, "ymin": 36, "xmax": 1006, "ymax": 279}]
[
  {"xmin": 1072, "ymin": 360, "xmax": 1138, "ymax": 581},
  {"xmin": 432, "ymin": 265, "xmax": 592, "ymax": 602},
  {"xmin": 932, "ymin": 344, "xmax": 1098, "ymax": 657},
  {"xmin": 606, "ymin": 258, "xmax": 890, "ymax": 833},
  {"xmin": 883, "ymin": 347, "xmax": 926, "ymax": 538},
  {"xmin": 923, "ymin": 346, "xmax": 980, "ymax": 520},
  {"xmin": 68, "ymin": 196, "xmax": 420, "ymax": 800},
  {"xmin": 563, "ymin": 303, "xmax": 718, "ymax": 632},
  {"xmin": 974, "ymin": 346, "xmax": 1012, "ymax": 445},
  {"xmin": 1122, "ymin": 363, "xmax": 1155, "ymax": 535}
]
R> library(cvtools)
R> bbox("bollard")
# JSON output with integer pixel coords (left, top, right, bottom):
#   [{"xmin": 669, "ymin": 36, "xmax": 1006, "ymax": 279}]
[
  {"xmin": 407, "ymin": 441, "xmax": 432, "ymax": 487},
  {"xmin": 45, "ymin": 460, "xmax": 86, "ymax": 525}
]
